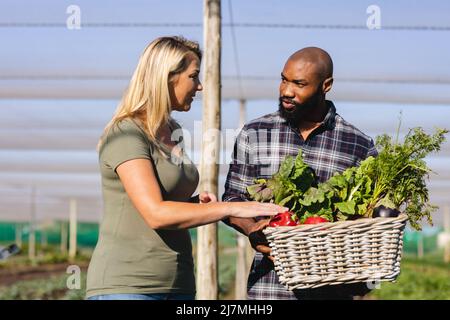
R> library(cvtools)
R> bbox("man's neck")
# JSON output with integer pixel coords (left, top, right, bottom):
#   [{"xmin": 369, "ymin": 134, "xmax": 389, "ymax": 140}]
[
  {"xmin": 297, "ymin": 99, "xmax": 329, "ymax": 140},
  {"xmin": 301, "ymin": 99, "xmax": 328, "ymax": 122}
]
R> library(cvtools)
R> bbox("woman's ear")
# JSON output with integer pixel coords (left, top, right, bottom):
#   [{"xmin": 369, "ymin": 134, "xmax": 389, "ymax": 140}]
[
  {"xmin": 168, "ymin": 72, "xmax": 180, "ymax": 85},
  {"xmin": 322, "ymin": 77, "xmax": 334, "ymax": 94}
]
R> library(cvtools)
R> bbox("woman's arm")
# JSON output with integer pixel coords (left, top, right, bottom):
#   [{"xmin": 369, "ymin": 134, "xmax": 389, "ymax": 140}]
[{"xmin": 116, "ymin": 159, "xmax": 285, "ymax": 230}]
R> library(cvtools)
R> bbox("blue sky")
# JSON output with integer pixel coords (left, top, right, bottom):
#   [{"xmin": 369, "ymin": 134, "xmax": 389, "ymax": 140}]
[
  {"xmin": 2, "ymin": 0, "xmax": 450, "ymax": 101},
  {"xmin": 0, "ymin": 0, "xmax": 449, "ymax": 224}
]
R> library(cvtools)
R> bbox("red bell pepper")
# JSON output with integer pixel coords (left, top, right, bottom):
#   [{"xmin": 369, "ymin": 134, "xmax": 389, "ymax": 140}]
[
  {"xmin": 302, "ymin": 216, "xmax": 329, "ymax": 224},
  {"xmin": 269, "ymin": 211, "xmax": 298, "ymax": 227}
]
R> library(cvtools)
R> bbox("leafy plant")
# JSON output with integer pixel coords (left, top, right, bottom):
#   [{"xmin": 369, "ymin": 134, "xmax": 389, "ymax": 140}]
[
  {"xmin": 246, "ymin": 150, "xmax": 316, "ymax": 209},
  {"xmin": 298, "ymin": 158, "xmax": 375, "ymax": 222},
  {"xmin": 366, "ymin": 127, "xmax": 448, "ymax": 229},
  {"xmin": 247, "ymin": 127, "xmax": 448, "ymax": 229}
]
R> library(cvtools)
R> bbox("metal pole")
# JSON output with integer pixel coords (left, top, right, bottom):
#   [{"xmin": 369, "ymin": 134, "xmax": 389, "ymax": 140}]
[{"xmin": 197, "ymin": 0, "xmax": 221, "ymax": 300}]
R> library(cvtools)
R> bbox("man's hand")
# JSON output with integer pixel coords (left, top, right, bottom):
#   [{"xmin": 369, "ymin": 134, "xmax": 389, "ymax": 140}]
[{"xmin": 247, "ymin": 218, "xmax": 274, "ymax": 262}]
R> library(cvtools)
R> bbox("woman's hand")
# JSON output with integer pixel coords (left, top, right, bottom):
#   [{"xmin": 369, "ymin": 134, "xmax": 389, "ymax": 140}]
[
  {"xmin": 228, "ymin": 201, "xmax": 287, "ymax": 218},
  {"xmin": 199, "ymin": 191, "xmax": 218, "ymax": 204}
]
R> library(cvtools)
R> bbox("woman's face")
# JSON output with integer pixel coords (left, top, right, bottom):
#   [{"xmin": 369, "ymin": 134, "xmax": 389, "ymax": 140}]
[{"xmin": 169, "ymin": 54, "xmax": 202, "ymax": 112}]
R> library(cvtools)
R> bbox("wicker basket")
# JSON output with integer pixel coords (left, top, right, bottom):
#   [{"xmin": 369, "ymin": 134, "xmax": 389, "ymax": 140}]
[{"xmin": 263, "ymin": 214, "xmax": 408, "ymax": 290}]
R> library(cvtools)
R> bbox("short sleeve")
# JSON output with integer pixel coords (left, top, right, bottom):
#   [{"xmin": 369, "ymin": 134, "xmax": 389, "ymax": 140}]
[{"xmin": 100, "ymin": 120, "xmax": 152, "ymax": 172}]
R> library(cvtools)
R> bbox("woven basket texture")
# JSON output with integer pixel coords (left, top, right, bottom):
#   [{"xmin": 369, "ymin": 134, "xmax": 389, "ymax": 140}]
[{"xmin": 263, "ymin": 214, "xmax": 408, "ymax": 290}]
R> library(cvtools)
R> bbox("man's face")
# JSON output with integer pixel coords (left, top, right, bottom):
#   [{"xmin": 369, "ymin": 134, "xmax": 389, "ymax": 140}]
[{"xmin": 278, "ymin": 59, "xmax": 323, "ymax": 124}]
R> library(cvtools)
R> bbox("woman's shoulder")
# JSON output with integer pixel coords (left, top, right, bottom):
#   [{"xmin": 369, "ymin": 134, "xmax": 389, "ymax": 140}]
[
  {"xmin": 109, "ymin": 118, "xmax": 146, "ymax": 135},
  {"xmin": 100, "ymin": 118, "xmax": 152, "ymax": 152},
  {"xmin": 102, "ymin": 118, "xmax": 150, "ymax": 145},
  {"xmin": 99, "ymin": 118, "xmax": 153, "ymax": 166}
]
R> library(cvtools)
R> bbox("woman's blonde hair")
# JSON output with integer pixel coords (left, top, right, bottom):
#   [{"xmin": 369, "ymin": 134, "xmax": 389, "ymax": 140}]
[{"xmin": 98, "ymin": 36, "xmax": 201, "ymax": 150}]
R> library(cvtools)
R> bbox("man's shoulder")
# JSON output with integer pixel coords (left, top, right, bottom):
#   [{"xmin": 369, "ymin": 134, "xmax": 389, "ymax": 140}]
[
  {"xmin": 243, "ymin": 111, "xmax": 283, "ymax": 131},
  {"xmin": 335, "ymin": 114, "xmax": 374, "ymax": 144}
]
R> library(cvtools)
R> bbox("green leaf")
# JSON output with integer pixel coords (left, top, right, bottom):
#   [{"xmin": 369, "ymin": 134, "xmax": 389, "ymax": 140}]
[
  {"xmin": 377, "ymin": 197, "xmax": 396, "ymax": 209},
  {"xmin": 336, "ymin": 212, "xmax": 349, "ymax": 221},
  {"xmin": 254, "ymin": 178, "xmax": 267, "ymax": 184},
  {"xmin": 260, "ymin": 188, "xmax": 274, "ymax": 201},
  {"xmin": 339, "ymin": 188, "xmax": 348, "ymax": 201},
  {"xmin": 266, "ymin": 179, "xmax": 279, "ymax": 190},
  {"xmin": 278, "ymin": 156, "xmax": 294, "ymax": 179},
  {"xmin": 357, "ymin": 203, "xmax": 368, "ymax": 215},
  {"xmin": 299, "ymin": 187, "xmax": 324, "ymax": 206},
  {"xmin": 291, "ymin": 151, "xmax": 308, "ymax": 178},
  {"xmin": 253, "ymin": 192, "xmax": 262, "ymax": 202},
  {"xmin": 273, "ymin": 186, "xmax": 287, "ymax": 204},
  {"xmin": 278, "ymin": 194, "xmax": 295, "ymax": 206},
  {"xmin": 246, "ymin": 183, "xmax": 263, "ymax": 197},
  {"xmin": 335, "ymin": 200, "xmax": 356, "ymax": 215},
  {"xmin": 364, "ymin": 177, "xmax": 372, "ymax": 195},
  {"xmin": 328, "ymin": 173, "xmax": 348, "ymax": 189}
]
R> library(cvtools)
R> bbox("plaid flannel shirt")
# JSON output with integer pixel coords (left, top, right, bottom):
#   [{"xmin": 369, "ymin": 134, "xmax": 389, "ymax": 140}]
[{"xmin": 222, "ymin": 101, "xmax": 378, "ymax": 300}]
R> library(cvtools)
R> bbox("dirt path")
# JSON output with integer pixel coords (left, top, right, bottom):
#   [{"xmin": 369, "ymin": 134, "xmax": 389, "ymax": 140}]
[{"xmin": 0, "ymin": 262, "xmax": 89, "ymax": 287}]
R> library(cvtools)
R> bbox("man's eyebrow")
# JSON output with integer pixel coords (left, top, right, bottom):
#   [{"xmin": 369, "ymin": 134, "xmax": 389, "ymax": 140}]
[{"xmin": 281, "ymin": 73, "xmax": 307, "ymax": 83}]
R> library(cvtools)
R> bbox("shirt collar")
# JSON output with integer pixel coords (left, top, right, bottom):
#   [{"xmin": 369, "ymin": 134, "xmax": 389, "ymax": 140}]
[{"xmin": 322, "ymin": 100, "xmax": 336, "ymax": 130}]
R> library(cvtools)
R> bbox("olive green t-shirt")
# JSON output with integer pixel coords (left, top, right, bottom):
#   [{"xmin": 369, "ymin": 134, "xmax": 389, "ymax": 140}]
[{"xmin": 86, "ymin": 118, "xmax": 199, "ymax": 298}]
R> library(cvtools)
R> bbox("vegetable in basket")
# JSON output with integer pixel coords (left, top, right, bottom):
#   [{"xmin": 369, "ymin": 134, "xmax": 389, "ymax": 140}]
[
  {"xmin": 372, "ymin": 205, "xmax": 400, "ymax": 218},
  {"xmin": 247, "ymin": 127, "xmax": 448, "ymax": 230},
  {"xmin": 302, "ymin": 216, "xmax": 329, "ymax": 224},
  {"xmin": 268, "ymin": 211, "xmax": 298, "ymax": 227},
  {"xmin": 246, "ymin": 150, "xmax": 316, "ymax": 207}
]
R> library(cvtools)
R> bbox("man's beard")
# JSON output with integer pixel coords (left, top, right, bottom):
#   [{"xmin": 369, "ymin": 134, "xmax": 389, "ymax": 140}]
[{"xmin": 278, "ymin": 95, "xmax": 319, "ymax": 127}]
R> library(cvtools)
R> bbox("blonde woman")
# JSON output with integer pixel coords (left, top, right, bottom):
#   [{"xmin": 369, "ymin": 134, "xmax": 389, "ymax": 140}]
[{"xmin": 86, "ymin": 36, "xmax": 285, "ymax": 300}]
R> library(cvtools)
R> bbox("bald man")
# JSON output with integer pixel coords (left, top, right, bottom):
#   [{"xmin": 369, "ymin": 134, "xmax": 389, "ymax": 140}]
[{"xmin": 223, "ymin": 47, "xmax": 378, "ymax": 300}]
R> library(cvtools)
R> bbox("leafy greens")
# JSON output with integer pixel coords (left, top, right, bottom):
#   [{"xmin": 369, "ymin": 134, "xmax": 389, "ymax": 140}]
[{"xmin": 246, "ymin": 127, "xmax": 448, "ymax": 230}]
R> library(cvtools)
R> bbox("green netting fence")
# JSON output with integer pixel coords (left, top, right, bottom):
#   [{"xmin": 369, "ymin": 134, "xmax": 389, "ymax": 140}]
[{"xmin": 0, "ymin": 221, "xmax": 99, "ymax": 247}]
